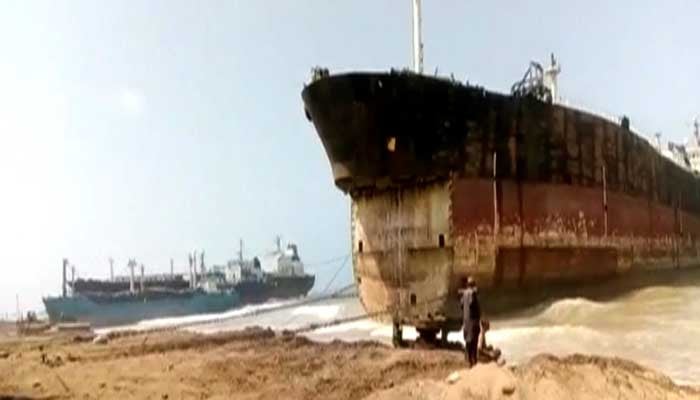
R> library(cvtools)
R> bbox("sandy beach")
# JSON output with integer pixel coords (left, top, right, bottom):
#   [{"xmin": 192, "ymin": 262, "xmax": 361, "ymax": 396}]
[{"xmin": 0, "ymin": 326, "xmax": 698, "ymax": 400}]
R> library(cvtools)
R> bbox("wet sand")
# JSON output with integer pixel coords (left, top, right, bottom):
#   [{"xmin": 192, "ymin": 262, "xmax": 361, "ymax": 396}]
[{"xmin": 0, "ymin": 327, "xmax": 698, "ymax": 400}]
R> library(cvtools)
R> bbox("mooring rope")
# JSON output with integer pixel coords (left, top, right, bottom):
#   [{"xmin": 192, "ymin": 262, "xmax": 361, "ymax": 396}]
[
  {"xmin": 305, "ymin": 254, "xmax": 351, "ymax": 268},
  {"xmin": 320, "ymin": 255, "xmax": 351, "ymax": 295},
  {"xmin": 292, "ymin": 291, "xmax": 452, "ymax": 334}
]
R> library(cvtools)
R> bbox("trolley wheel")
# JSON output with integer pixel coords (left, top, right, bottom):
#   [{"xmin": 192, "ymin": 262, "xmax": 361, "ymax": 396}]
[
  {"xmin": 416, "ymin": 328, "xmax": 438, "ymax": 344},
  {"xmin": 440, "ymin": 328, "xmax": 449, "ymax": 347},
  {"xmin": 392, "ymin": 321, "xmax": 403, "ymax": 348}
]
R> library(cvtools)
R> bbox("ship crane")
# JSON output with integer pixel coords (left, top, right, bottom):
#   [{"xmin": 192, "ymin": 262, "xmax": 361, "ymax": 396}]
[{"xmin": 511, "ymin": 53, "xmax": 561, "ymax": 103}]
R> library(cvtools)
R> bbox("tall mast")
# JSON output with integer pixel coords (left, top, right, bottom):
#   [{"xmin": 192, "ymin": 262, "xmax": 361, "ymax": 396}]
[
  {"xmin": 188, "ymin": 253, "xmax": 194, "ymax": 288},
  {"xmin": 193, "ymin": 250, "xmax": 198, "ymax": 275},
  {"xmin": 128, "ymin": 259, "xmax": 136, "ymax": 294},
  {"xmin": 62, "ymin": 258, "xmax": 68, "ymax": 297},
  {"xmin": 109, "ymin": 257, "xmax": 114, "ymax": 282},
  {"xmin": 412, "ymin": 0, "xmax": 423, "ymax": 74},
  {"xmin": 140, "ymin": 264, "xmax": 145, "ymax": 293},
  {"xmin": 543, "ymin": 53, "xmax": 561, "ymax": 103}
]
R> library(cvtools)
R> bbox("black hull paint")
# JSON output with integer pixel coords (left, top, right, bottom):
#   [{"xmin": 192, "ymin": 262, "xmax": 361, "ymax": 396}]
[{"xmin": 234, "ymin": 274, "xmax": 315, "ymax": 304}]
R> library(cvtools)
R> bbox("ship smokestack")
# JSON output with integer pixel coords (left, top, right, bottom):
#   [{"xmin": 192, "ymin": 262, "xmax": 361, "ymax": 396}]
[{"xmin": 412, "ymin": 0, "xmax": 423, "ymax": 74}]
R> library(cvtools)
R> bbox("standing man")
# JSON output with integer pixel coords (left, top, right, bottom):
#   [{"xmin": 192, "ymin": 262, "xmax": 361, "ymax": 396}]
[{"xmin": 459, "ymin": 276, "xmax": 481, "ymax": 367}]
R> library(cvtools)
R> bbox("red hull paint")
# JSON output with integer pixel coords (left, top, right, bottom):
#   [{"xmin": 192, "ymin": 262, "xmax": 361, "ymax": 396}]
[{"xmin": 451, "ymin": 178, "xmax": 699, "ymax": 290}]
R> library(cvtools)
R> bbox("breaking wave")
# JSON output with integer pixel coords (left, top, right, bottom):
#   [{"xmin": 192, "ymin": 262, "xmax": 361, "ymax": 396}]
[
  {"xmin": 291, "ymin": 304, "xmax": 341, "ymax": 320},
  {"xmin": 488, "ymin": 324, "xmax": 605, "ymax": 343},
  {"xmin": 535, "ymin": 297, "xmax": 607, "ymax": 324},
  {"xmin": 311, "ymin": 319, "xmax": 383, "ymax": 335}
]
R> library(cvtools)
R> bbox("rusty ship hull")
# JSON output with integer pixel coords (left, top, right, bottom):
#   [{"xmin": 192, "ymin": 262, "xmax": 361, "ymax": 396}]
[{"xmin": 302, "ymin": 72, "xmax": 700, "ymax": 332}]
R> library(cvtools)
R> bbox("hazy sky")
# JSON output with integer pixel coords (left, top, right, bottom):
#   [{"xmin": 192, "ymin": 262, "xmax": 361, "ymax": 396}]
[{"xmin": 1, "ymin": 1, "xmax": 698, "ymax": 314}]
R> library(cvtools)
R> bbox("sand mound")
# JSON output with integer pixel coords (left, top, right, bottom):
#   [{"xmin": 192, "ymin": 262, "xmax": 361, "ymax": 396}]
[
  {"xmin": 1, "ymin": 328, "xmax": 697, "ymax": 400},
  {"xmin": 366, "ymin": 353, "xmax": 700, "ymax": 400}
]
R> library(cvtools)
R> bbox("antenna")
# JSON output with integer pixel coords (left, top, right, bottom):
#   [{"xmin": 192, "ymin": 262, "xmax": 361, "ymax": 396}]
[
  {"xmin": 412, "ymin": 0, "xmax": 423, "ymax": 73},
  {"xmin": 655, "ymin": 132, "xmax": 662, "ymax": 150},
  {"xmin": 543, "ymin": 53, "xmax": 561, "ymax": 102}
]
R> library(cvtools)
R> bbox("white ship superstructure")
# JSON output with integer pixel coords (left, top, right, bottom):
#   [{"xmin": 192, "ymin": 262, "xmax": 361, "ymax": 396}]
[
  {"xmin": 262, "ymin": 237, "xmax": 306, "ymax": 276},
  {"xmin": 686, "ymin": 118, "xmax": 700, "ymax": 173}
]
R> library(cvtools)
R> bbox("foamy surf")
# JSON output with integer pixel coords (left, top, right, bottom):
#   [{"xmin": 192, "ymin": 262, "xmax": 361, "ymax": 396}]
[
  {"xmin": 291, "ymin": 304, "xmax": 341, "ymax": 320},
  {"xmin": 310, "ymin": 319, "xmax": 381, "ymax": 335},
  {"xmin": 535, "ymin": 297, "xmax": 608, "ymax": 324},
  {"xmin": 489, "ymin": 324, "xmax": 607, "ymax": 343},
  {"xmin": 96, "ymin": 298, "xmax": 299, "ymax": 334}
]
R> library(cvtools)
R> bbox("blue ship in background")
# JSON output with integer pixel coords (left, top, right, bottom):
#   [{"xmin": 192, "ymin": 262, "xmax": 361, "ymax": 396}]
[
  {"xmin": 43, "ymin": 240, "xmax": 315, "ymax": 327},
  {"xmin": 43, "ymin": 289, "xmax": 239, "ymax": 327}
]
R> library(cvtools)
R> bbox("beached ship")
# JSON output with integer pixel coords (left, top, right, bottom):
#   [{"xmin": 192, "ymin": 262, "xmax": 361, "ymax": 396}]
[{"xmin": 302, "ymin": 0, "xmax": 700, "ymax": 341}]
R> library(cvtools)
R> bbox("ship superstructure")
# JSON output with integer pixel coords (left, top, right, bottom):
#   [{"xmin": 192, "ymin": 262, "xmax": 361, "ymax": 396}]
[{"xmin": 214, "ymin": 238, "xmax": 315, "ymax": 304}]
